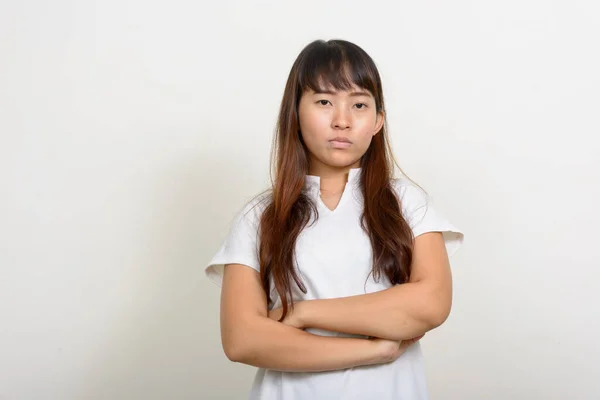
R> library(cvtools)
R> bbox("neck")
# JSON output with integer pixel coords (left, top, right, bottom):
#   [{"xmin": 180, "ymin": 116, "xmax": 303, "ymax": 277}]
[{"xmin": 308, "ymin": 160, "xmax": 361, "ymax": 192}]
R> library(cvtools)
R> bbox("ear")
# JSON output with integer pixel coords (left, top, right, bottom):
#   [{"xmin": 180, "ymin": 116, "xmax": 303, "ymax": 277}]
[{"xmin": 373, "ymin": 111, "xmax": 385, "ymax": 136}]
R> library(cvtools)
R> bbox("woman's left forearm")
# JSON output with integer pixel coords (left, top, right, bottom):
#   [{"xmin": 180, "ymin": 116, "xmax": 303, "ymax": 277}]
[{"xmin": 298, "ymin": 282, "xmax": 451, "ymax": 341}]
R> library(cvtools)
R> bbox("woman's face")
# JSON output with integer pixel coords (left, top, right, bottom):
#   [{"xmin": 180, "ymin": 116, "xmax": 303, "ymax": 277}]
[{"xmin": 298, "ymin": 84, "xmax": 384, "ymax": 172}]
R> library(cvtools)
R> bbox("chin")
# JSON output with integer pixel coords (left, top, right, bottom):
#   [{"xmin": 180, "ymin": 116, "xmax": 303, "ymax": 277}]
[
  {"xmin": 325, "ymin": 158, "xmax": 360, "ymax": 169},
  {"xmin": 311, "ymin": 150, "xmax": 361, "ymax": 169}
]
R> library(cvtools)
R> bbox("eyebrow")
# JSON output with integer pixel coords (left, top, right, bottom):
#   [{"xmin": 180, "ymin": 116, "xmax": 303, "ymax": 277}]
[{"xmin": 313, "ymin": 89, "xmax": 372, "ymax": 98}]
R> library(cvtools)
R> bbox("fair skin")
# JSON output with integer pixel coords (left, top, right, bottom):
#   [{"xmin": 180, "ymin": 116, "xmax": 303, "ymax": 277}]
[
  {"xmin": 268, "ymin": 232, "xmax": 452, "ymax": 341},
  {"xmin": 221, "ymin": 264, "xmax": 424, "ymax": 372},
  {"xmin": 219, "ymin": 86, "xmax": 451, "ymax": 372},
  {"xmin": 269, "ymin": 85, "xmax": 453, "ymax": 339},
  {"xmin": 298, "ymin": 84, "xmax": 384, "ymax": 209}
]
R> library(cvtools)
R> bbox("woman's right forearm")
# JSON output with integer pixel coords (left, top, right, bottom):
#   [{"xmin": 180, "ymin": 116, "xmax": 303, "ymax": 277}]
[{"xmin": 223, "ymin": 316, "xmax": 382, "ymax": 372}]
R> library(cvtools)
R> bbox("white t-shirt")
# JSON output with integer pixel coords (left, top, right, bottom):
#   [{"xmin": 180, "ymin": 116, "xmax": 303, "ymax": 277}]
[{"xmin": 205, "ymin": 167, "xmax": 464, "ymax": 400}]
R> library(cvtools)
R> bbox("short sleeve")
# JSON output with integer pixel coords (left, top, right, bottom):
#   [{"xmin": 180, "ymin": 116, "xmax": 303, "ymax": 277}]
[
  {"xmin": 394, "ymin": 178, "xmax": 464, "ymax": 257},
  {"xmin": 205, "ymin": 197, "xmax": 266, "ymax": 287}
]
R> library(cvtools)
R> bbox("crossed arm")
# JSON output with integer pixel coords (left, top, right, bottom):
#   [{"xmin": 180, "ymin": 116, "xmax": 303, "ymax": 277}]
[
  {"xmin": 220, "ymin": 231, "xmax": 452, "ymax": 371},
  {"xmin": 268, "ymin": 231, "xmax": 453, "ymax": 341}
]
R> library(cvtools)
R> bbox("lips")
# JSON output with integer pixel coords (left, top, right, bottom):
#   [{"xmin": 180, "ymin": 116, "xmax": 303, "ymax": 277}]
[
  {"xmin": 330, "ymin": 136, "xmax": 351, "ymax": 143},
  {"xmin": 329, "ymin": 137, "xmax": 352, "ymax": 149}
]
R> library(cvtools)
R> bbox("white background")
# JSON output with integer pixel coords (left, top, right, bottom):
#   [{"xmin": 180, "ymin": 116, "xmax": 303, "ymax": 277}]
[{"xmin": 1, "ymin": 0, "xmax": 599, "ymax": 399}]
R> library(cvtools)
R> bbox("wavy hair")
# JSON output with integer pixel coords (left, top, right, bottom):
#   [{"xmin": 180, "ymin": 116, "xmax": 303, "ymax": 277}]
[{"xmin": 258, "ymin": 39, "xmax": 414, "ymax": 320}]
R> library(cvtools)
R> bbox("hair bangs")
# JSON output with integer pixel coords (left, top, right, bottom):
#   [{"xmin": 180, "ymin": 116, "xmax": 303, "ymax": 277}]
[{"xmin": 297, "ymin": 41, "xmax": 380, "ymax": 108}]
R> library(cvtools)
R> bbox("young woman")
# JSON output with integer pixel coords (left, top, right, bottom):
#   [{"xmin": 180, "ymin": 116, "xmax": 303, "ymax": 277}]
[{"xmin": 205, "ymin": 39, "xmax": 464, "ymax": 400}]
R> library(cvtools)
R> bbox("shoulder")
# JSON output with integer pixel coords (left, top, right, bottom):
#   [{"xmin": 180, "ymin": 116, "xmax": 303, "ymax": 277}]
[
  {"xmin": 205, "ymin": 190, "xmax": 272, "ymax": 285},
  {"xmin": 391, "ymin": 176, "xmax": 464, "ymax": 256},
  {"xmin": 390, "ymin": 176, "xmax": 437, "ymax": 233},
  {"xmin": 391, "ymin": 176, "xmax": 430, "ymax": 214},
  {"xmin": 233, "ymin": 189, "xmax": 272, "ymax": 228}
]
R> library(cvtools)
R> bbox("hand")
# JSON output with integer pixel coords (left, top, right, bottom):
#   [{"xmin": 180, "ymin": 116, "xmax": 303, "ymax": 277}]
[
  {"xmin": 370, "ymin": 334, "xmax": 425, "ymax": 365},
  {"xmin": 268, "ymin": 303, "xmax": 304, "ymax": 329}
]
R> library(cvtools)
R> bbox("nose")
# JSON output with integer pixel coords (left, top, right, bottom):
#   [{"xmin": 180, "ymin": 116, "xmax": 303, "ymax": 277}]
[{"xmin": 331, "ymin": 106, "xmax": 350, "ymax": 130}]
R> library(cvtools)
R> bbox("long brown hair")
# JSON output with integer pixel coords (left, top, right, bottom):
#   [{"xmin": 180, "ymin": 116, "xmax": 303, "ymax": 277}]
[{"xmin": 258, "ymin": 39, "xmax": 414, "ymax": 320}]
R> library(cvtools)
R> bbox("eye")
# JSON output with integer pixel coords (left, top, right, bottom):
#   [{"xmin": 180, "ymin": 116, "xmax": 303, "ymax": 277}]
[
  {"xmin": 355, "ymin": 103, "xmax": 368, "ymax": 109},
  {"xmin": 317, "ymin": 100, "xmax": 331, "ymax": 106}
]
